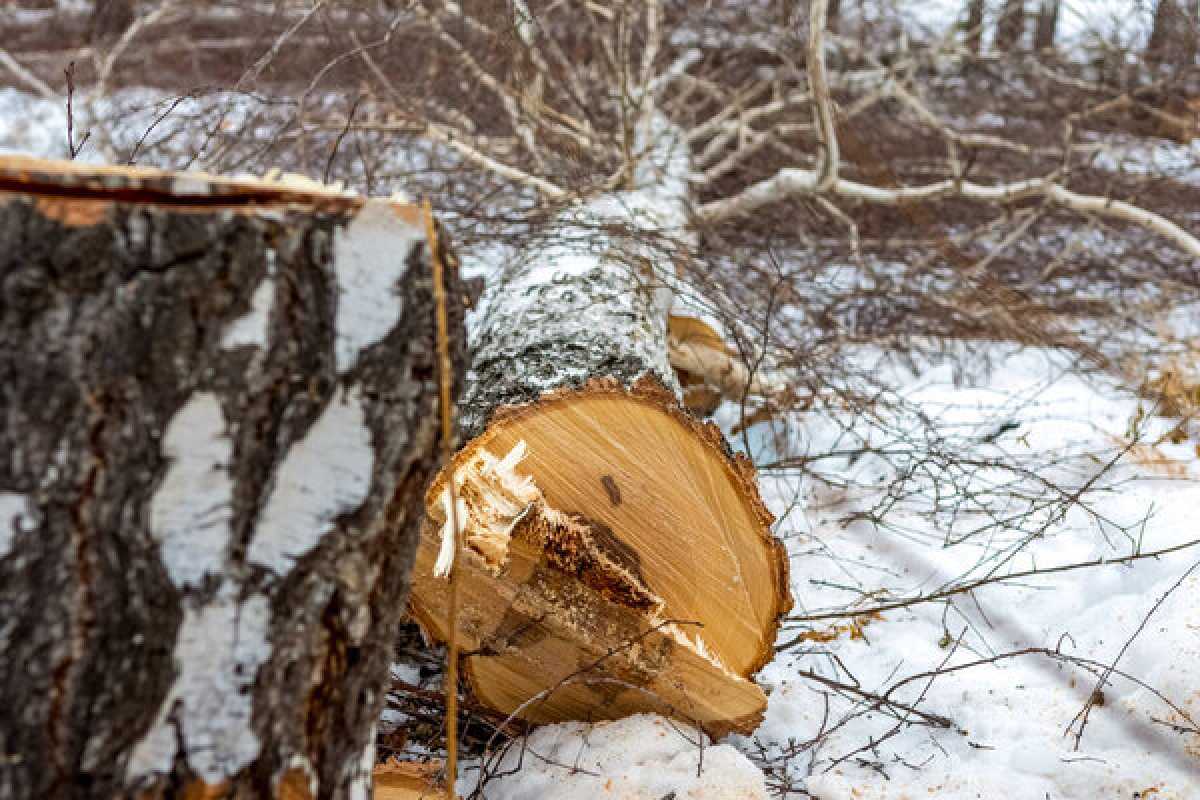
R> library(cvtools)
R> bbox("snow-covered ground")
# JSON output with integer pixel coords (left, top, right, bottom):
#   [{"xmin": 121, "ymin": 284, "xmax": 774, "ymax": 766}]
[
  {"xmin": 472, "ymin": 714, "xmax": 769, "ymax": 800},
  {"xmin": 740, "ymin": 346, "xmax": 1200, "ymax": 798},
  {"xmin": 904, "ymin": 0, "xmax": 1157, "ymax": 55}
]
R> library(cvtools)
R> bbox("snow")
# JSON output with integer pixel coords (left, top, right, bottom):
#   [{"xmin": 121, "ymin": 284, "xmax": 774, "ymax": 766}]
[
  {"xmin": 126, "ymin": 586, "xmax": 271, "ymax": 783},
  {"xmin": 149, "ymin": 393, "xmax": 233, "ymax": 589},
  {"xmin": 1092, "ymin": 135, "xmax": 1200, "ymax": 186},
  {"xmin": 0, "ymin": 491, "xmax": 30, "ymax": 560},
  {"xmin": 246, "ymin": 386, "xmax": 374, "ymax": 576},
  {"xmin": 471, "ymin": 714, "xmax": 768, "ymax": 800},
  {"xmin": 332, "ymin": 199, "xmax": 421, "ymax": 374},
  {"xmin": 0, "ymin": 88, "xmax": 69, "ymax": 160},
  {"xmin": 903, "ymin": 0, "xmax": 1157, "ymax": 55},
  {"xmin": 736, "ymin": 345, "xmax": 1200, "ymax": 798}
]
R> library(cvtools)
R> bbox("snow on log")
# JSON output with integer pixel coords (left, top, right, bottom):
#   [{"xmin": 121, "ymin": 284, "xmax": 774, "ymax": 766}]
[
  {"xmin": 0, "ymin": 155, "xmax": 466, "ymax": 798},
  {"xmin": 409, "ymin": 188, "xmax": 792, "ymax": 737}
]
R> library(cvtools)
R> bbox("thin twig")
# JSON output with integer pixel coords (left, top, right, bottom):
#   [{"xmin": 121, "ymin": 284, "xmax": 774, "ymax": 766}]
[{"xmin": 63, "ymin": 62, "xmax": 89, "ymax": 160}]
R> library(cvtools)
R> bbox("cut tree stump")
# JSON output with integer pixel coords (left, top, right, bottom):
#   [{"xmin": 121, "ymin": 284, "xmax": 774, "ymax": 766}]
[
  {"xmin": 0, "ymin": 156, "xmax": 465, "ymax": 798},
  {"xmin": 409, "ymin": 213, "xmax": 792, "ymax": 737}
]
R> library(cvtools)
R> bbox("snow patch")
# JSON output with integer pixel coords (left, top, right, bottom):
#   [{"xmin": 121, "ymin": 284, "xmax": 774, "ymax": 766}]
[
  {"xmin": 473, "ymin": 714, "xmax": 768, "ymax": 799},
  {"xmin": 741, "ymin": 345, "xmax": 1200, "ymax": 799},
  {"xmin": 0, "ymin": 88, "xmax": 69, "ymax": 159},
  {"xmin": 0, "ymin": 491, "xmax": 30, "ymax": 559},
  {"xmin": 332, "ymin": 200, "xmax": 421, "ymax": 374},
  {"xmin": 126, "ymin": 586, "xmax": 271, "ymax": 783},
  {"xmin": 150, "ymin": 393, "xmax": 233, "ymax": 589},
  {"xmin": 247, "ymin": 386, "xmax": 374, "ymax": 576}
]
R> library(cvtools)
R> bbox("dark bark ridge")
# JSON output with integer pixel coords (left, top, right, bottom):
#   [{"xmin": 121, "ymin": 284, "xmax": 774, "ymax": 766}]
[{"xmin": 0, "ymin": 188, "xmax": 465, "ymax": 798}]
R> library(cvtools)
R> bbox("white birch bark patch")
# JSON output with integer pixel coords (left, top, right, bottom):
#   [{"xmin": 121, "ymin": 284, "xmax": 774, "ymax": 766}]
[
  {"xmin": 150, "ymin": 393, "xmax": 233, "ymax": 589},
  {"xmin": 0, "ymin": 491, "xmax": 30, "ymax": 560},
  {"xmin": 246, "ymin": 386, "xmax": 374, "ymax": 576},
  {"xmin": 332, "ymin": 200, "xmax": 420, "ymax": 374},
  {"xmin": 126, "ymin": 587, "xmax": 271, "ymax": 783},
  {"xmin": 132, "ymin": 393, "xmax": 272, "ymax": 784}
]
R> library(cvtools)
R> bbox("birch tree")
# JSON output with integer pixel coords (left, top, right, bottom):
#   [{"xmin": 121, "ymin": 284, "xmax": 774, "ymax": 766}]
[{"xmin": 0, "ymin": 159, "xmax": 465, "ymax": 798}]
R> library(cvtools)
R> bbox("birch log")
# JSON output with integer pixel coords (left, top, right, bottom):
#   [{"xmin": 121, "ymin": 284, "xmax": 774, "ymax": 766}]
[
  {"xmin": 0, "ymin": 156, "xmax": 465, "ymax": 799},
  {"xmin": 410, "ymin": 191, "xmax": 792, "ymax": 737}
]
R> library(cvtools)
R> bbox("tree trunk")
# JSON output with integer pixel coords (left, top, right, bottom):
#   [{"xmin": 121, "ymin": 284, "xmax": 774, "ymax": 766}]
[
  {"xmin": 0, "ymin": 157, "xmax": 465, "ymax": 799},
  {"xmin": 1147, "ymin": 0, "xmax": 1197, "ymax": 68},
  {"xmin": 408, "ymin": 183, "xmax": 792, "ymax": 736},
  {"xmin": 1033, "ymin": 0, "xmax": 1060, "ymax": 51},
  {"xmin": 965, "ymin": 0, "xmax": 986, "ymax": 54},
  {"xmin": 87, "ymin": 0, "xmax": 135, "ymax": 42},
  {"xmin": 994, "ymin": 0, "xmax": 1026, "ymax": 51}
]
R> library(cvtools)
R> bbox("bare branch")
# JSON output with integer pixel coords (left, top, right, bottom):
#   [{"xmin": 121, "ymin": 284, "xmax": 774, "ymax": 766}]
[{"xmin": 808, "ymin": 0, "xmax": 839, "ymax": 191}]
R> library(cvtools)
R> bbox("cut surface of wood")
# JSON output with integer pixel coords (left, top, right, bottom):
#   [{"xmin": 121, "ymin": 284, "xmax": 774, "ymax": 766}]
[
  {"xmin": 373, "ymin": 760, "xmax": 448, "ymax": 800},
  {"xmin": 667, "ymin": 313, "xmax": 784, "ymax": 406},
  {"xmin": 411, "ymin": 377, "xmax": 790, "ymax": 736},
  {"xmin": 0, "ymin": 153, "xmax": 419, "ymax": 218}
]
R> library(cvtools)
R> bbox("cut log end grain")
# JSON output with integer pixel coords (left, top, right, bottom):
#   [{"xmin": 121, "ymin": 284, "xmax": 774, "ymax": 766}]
[
  {"xmin": 410, "ymin": 375, "xmax": 792, "ymax": 737},
  {"xmin": 373, "ymin": 760, "xmax": 448, "ymax": 800}
]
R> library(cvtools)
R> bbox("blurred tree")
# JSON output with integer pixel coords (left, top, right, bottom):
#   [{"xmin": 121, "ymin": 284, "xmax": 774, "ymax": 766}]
[
  {"xmin": 1147, "ymin": 0, "xmax": 1198, "ymax": 69},
  {"xmin": 1034, "ymin": 0, "xmax": 1060, "ymax": 51},
  {"xmin": 965, "ymin": 0, "xmax": 986, "ymax": 53},
  {"xmin": 87, "ymin": 0, "xmax": 134, "ymax": 42},
  {"xmin": 994, "ymin": 0, "xmax": 1026, "ymax": 51}
]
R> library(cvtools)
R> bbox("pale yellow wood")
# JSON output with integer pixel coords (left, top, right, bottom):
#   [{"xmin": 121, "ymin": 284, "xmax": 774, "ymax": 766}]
[
  {"xmin": 373, "ymin": 761, "xmax": 448, "ymax": 800},
  {"xmin": 0, "ymin": 154, "xmax": 423, "ymax": 223},
  {"xmin": 410, "ymin": 382, "xmax": 790, "ymax": 735}
]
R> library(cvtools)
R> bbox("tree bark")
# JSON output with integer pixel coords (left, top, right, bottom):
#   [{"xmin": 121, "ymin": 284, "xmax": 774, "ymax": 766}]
[
  {"xmin": 87, "ymin": 0, "xmax": 135, "ymax": 42},
  {"xmin": 0, "ymin": 157, "xmax": 465, "ymax": 799},
  {"xmin": 1033, "ymin": 0, "xmax": 1060, "ymax": 52},
  {"xmin": 409, "ymin": 183, "xmax": 792, "ymax": 736},
  {"xmin": 994, "ymin": 0, "xmax": 1026, "ymax": 51},
  {"xmin": 1147, "ymin": 0, "xmax": 1198, "ymax": 68},
  {"xmin": 965, "ymin": 0, "xmax": 986, "ymax": 54}
]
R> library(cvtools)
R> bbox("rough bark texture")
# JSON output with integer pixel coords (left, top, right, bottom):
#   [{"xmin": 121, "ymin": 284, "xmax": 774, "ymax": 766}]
[
  {"xmin": 965, "ymin": 0, "xmax": 985, "ymax": 54},
  {"xmin": 993, "ymin": 0, "xmax": 1026, "ymax": 52},
  {"xmin": 1148, "ymin": 0, "xmax": 1197, "ymax": 68},
  {"xmin": 0, "ymin": 159, "xmax": 465, "ymax": 799},
  {"xmin": 460, "ymin": 211, "xmax": 678, "ymax": 440},
  {"xmin": 1033, "ymin": 0, "xmax": 1060, "ymax": 51}
]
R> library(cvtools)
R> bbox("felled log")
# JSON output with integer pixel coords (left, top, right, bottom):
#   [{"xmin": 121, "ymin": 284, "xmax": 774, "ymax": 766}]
[
  {"xmin": 0, "ymin": 156, "xmax": 465, "ymax": 798},
  {"xmin": 409, "ymin": 210, "xmax": 792, "ymax": 737}
]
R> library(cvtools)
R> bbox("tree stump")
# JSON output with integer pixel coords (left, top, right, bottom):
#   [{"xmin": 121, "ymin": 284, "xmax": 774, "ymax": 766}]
[{"xmin": 0, "ymin": 156, "xmax": 465, "ymax": 798}]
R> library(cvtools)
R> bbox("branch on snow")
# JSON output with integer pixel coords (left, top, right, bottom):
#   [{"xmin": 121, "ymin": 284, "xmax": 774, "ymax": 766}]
[{"xmin": 696, "ymin": 168, "xmax": 1200, "ymax": 259}]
